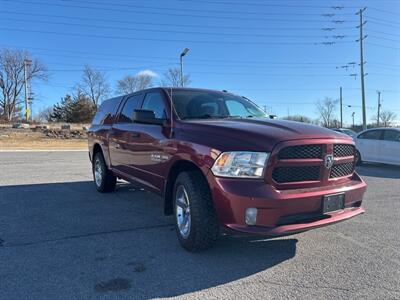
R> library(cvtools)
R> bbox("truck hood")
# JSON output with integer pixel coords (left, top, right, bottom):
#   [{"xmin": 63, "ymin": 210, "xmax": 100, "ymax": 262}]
[{"xmin": 179, "ymin": 118, "xmax": 351, "ymax": 152}]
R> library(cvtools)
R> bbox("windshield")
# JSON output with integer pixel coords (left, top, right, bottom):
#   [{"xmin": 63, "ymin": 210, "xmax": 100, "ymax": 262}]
[
  {"xmin": 343, "ymin": 129, "xmax": 356, "ymax": 136},
  {"xmin": 169, "ymin": 90, "xmax": 267, "ymax": 120}
]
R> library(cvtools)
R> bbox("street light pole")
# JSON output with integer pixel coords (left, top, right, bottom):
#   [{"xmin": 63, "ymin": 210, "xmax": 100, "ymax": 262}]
[
  {"xmin": 179, "ymin": 48, "xmax": 189, "ymax": 87},
  {"xmin": 23, "ymin": 59, "xmax": 32, "ymax": 122},
  {"xmin": 377, "ymin": 91, "xmax": 381, "ymax": 127}
]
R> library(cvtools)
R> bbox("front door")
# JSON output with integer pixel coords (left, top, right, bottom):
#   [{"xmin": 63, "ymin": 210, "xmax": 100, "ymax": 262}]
[
  {"xmin": 381, "ymin": 130, "xmax": 400, "ymax": 165},
  {"xmin": 356, "ymin": 130, "xmax": 383, "ymax": 162},
  {"xmin": 128, "ymin": 91, "xmax": 172, "ymax": 193}
]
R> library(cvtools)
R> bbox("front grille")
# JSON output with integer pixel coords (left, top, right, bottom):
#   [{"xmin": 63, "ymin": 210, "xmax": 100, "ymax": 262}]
[
  {"xmin": 272, "ymin": 166, "xmax": 320, "ymax": 183},
  {"xmin": 333, "ymin": 144, "xmax": 355, "ymax": 157},
  {"xmin": 330, "ymin": 162, "xmax": 354, "ymax": 178},
  {"xmin": 278, "ymin": 144, "xmax": 323, "ymax": 159}
]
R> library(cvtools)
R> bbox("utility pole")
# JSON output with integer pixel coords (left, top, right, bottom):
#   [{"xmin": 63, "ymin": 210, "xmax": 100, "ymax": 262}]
[
  {"xmin": 23, "ymin": 59, "xmax": 32, "ymax": 122},
  {"xmin": 377, "ymin": 91, "xmax": 381, "ymax": 127},
  {"xmin": 263, "ymin": 105, "xmax": 267, "ymax": 113},
  {"xmin": 340, "ymin": 86, "xmax": 343, "ymax": 128},
  {"xmin": 352, "ymin": 112, "xmax": 355, "ymax": 127},
  {"xmin": 356, "ymin": 7, "xmax": 367, "ymax": 130}
]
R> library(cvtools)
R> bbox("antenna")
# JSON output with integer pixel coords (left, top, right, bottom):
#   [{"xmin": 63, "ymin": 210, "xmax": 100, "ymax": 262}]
[{"xmin": 169, "ymin": 87, "xmax": 174, "ymax": 138}]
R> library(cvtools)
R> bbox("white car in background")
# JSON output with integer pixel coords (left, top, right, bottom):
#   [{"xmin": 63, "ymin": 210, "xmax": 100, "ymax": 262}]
[{"xmin": 355, "ymin": 128, "xmax": 400, "ymax": 166}]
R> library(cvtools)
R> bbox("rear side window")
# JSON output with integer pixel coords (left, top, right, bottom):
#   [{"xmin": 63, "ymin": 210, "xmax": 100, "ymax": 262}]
[
  {"xmin": 118, "ymin": 94, "xmax": 143, "ymax": 123},
  {"xmin": 358, "ymin": 130, "xmax": 382, "ymax": 140},
  {"xmin": 383, "ymin": 130, "xmax": 400, "ymax": 142},
  {"xmin": 142, "ymin": 92, "xmax": 166, "ymax": 119},
  {"xmin": 92, "ymin": 97, "xmax": 121, "ymax": 125}
]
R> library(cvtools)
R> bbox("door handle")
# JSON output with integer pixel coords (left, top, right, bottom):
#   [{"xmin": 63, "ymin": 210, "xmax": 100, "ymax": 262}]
[{"xmin": 131, "ymin": 132, "xmax": 141, "ymax": 138}]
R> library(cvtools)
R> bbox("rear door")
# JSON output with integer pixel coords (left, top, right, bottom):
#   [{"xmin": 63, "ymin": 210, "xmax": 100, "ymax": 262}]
[
  {"xmin": 356, "ymin": 130, "xmax": 383, "ymax": 162},
  {"xmin": 381, "ymin": 130, "xmax": 400, "ymax": 165},
  {"xmin": 108, "ymin": 93, "xmax": 143, "ymax": 175}
]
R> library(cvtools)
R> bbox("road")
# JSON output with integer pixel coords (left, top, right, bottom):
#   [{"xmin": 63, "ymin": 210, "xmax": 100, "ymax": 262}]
[{"xmin": 0, "ymin": 151, "xmax": 399, "ymax": 299}]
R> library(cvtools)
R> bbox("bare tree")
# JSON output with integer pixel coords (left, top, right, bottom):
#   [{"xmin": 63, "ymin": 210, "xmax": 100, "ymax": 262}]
[
  {"xmin": 315, "ymin": 97, "xmax": 338, "ymax": 127},
  {"xmin": 116, "ymin": 73, "xmax": 154, "ymax": 94},
  {"xmin": 161, "ymin": 67, "xmax": 191, "ymax": 87},
  {"xmin": 379, "ymin": 110, "xmax": 397, "ymax": 127},
  {"xmin": 35, "ymin": 106, "xmax": 54, "ymax": 123},
  {"xmin": 0, "ymin": 48, "xmax": 47, "ymax": 121},
  {"xmin": 77, "ymin": 65, "xmax": 110, "ymax": 107}
]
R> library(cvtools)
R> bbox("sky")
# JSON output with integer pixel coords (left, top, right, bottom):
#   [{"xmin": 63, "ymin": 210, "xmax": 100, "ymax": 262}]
[{"xmin": 1, "ymin": 0, "xmax": 399, "ymax": 126}]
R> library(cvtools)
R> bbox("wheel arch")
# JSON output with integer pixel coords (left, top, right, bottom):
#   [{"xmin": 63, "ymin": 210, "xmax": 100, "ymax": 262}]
[
  {"xmin": 92, "ymin": 143, "xmax": 103, "ymax": 158},
  {"xmin": 163, "ymin": 160, "xmax": 209, "ymax": 215}
]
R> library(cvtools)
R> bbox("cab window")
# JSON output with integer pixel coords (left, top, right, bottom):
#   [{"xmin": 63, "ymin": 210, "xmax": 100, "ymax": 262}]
[
  {"xmin": 142, "ymin": 92, "xmax": 166, "ymax": 119},
  {"xmin": 383, "ymin": 130, "xmax": 400, "ymax": 142},
  {"xmin": 358, "ymin": 130, "xmax": 382, "ymax": 140},
  {"xmin": 92, "ymin": 97, "xmax": 120, "ymax": 125},
  {"xmin": 118, "ymin": 94, "xmax": 142, "ymax": 123}
]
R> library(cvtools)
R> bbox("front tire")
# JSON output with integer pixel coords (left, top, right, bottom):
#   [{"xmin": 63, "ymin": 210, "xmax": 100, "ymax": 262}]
[
  {"xmin": 93, "ymin": 151, "xmax": 116, "ymax": 193},
  {"xmin": 173, "ymin": 170, "xmax": 219, "ymax": 252}
]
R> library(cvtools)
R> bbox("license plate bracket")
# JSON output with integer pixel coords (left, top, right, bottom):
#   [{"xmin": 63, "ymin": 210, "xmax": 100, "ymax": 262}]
[{"xmin": 322, "ymin": 193, "xmax": 345, "ymax": 214}]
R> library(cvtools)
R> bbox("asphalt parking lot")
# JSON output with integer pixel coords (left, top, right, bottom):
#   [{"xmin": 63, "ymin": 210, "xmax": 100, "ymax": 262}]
[{"xmin": 0, "ymin": 151, "xmax": 399, "ymax": 299}]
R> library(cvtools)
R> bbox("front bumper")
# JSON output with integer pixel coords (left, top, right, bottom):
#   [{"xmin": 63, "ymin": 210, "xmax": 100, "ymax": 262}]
[{"xmin": 206, "ymin": 171, "xmax": 366, "ymax": 236}]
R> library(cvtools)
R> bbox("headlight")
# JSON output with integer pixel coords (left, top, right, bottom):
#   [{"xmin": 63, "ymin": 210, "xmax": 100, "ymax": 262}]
[{"xmin": 211, "ymin": 152, "xmax": 270, "ymax": 178}]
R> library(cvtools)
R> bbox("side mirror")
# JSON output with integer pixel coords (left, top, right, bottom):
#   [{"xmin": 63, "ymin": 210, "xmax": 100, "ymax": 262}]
[
  {"xmin": 269, "ymin": 114, "xmax": 277, "ymax": 119},
  {"xmin": 133, "ymin": 109, "xmax": 165, "ymax": 125}
]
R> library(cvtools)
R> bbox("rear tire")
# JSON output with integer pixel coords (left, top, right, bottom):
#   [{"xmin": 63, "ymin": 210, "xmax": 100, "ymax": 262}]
[
  {"xmin": 173, "ymin": 170, "xmax": 219, "ymax": 252},
  {"xmin": 355, "ymin": 150, "xmax": 363, "ymax": 166},
  {"xmin": 93, "ymin": 151, "xmax": 116, "ymax": 193}
]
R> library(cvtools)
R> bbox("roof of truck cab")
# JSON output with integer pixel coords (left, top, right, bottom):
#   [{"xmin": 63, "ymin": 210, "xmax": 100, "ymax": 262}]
[
  {"xmin": 110, "ymin": 87, "xmax": 241, "ymax": 102},
  {"xmin": 160, "ymin": 87, "xmax": 235, "ymax": 95}
]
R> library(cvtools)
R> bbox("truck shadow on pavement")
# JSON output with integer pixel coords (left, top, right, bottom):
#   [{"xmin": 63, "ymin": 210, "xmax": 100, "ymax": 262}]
[
  {"xmin": 356, "ymin": 164, "xmax": 400, "ymax": 179},
  {"xmin": 0, "ymin": 180, "xmax": 297, "ymax": 299}
]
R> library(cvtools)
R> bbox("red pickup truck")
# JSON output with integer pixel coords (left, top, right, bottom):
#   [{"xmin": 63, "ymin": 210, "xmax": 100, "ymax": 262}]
[{"xmin": 88, "ymin": 87, "xmax": 366, "ymax": 251}]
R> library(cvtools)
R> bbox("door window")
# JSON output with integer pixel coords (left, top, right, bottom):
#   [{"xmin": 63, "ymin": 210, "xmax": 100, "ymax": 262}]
[
  {"xmin": 358, "ymin": 130, "xmax": 382, "ymax": 140},
  {"xmin": 383, "ymin": 130, "xmax": 400, "ymax": 142},
  {"xmin": 118, "ymin": 94, "xmax": 142, "ymax": 123},
  {"xmin": 142, "ymin": 92, "xmax": 166, "ymax": 119}
]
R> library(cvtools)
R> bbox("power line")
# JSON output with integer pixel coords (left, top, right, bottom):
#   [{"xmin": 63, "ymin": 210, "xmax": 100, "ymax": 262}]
[
  {"xmin": 1, "ymin": 0, "xmax": 359, "ymax": 23},
  {"xmin": 0, "ymin": 11, "xmax": 358, "ymax": 32},
  {"xmin": 0, "ymin": 43, "xmax": 359, "ymax": 65},
  {"xmin": 369, "ymin": 20, "xmax": 400, "ymax": 28},
  {"xmin": 0, "ymin": 17, "xmax": 359, "ymax": 39},
  {"xmin": 2, "ymin": 44, "xmax": 397, "ymax": 70},
  {"xmin": 369, "ymin": 6, "xmax": 400, "ymax": 16},
  {"xmin": 52, "ymin": 0, "xmax": 357, "ymax": 17},
  {"xmin": 0, "ymin": 27, "xmax": 356, "ymax": 45},
  {"xmin": 368, "ymin": 16, "xmax": 400, "ymax": 26},
  {"xmin": 368, "ymin": 29, "xmax": 400, "ymax": 38},
  {"xmin": 369, "ymin": 35, "xmax": 400, "ymax": 43},
  {"xmin": 366, "ymin": 42, "xmax": 400, "ymax": 49},
  {"xmin": 176, "ymin": 0, "xmax": 359, "ymax": 9}
]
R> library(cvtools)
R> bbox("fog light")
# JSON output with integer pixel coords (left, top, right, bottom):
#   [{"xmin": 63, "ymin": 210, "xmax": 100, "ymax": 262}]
[{"xmin": 245, "ymin": 208, "xmax": 258, "ymax": 225}]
